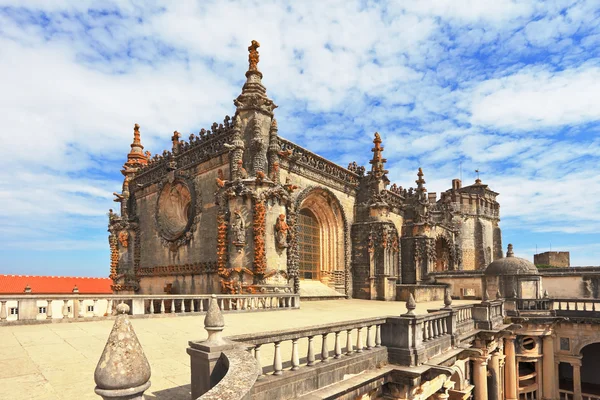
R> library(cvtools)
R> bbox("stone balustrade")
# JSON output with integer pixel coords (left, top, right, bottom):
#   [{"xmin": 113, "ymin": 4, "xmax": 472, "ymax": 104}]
[
  {"xmin": 0, "ymin": 293, "xmax": 299, "ymax": 324},
  {"xmin": 515, "ymin": 297, "xmax": 600, "ymax": 318},
  {"xmin": 224, "ymin": 316, "xmax": 387, "ymax": 377},
  {"xmin": 559, "ymin": 389, "xmax": 600, "ymax": 400}
]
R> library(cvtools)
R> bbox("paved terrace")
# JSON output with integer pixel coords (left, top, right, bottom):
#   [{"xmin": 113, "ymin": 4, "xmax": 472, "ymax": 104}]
[{"xmin": 0, "ymin": 298, "xmax": 477, "ymax": 400}]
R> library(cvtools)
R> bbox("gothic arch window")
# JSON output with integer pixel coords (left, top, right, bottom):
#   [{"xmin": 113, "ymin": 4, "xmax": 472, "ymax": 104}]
[{"xmin": 298, "ymin": 209, "xmax": 320, "ymax": 280}]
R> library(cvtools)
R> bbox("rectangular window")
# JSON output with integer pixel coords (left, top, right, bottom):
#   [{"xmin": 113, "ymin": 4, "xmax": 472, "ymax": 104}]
[
  {"xmin": 38, "ymin": 307, "xmax": 46, "ymax": 314},
  {"xmin": 87, "ymin": 305, "xmax": 94, "ymax": 312},
  {"xmin": 560, "ymin": 337, "xmax": 570, "ymax": 351},
  {"xmin": 9, "ymin": 307, "xmax": 18, "ymax": 315},
  {"xmin": 67, "ymin": 306, "xmax": 72, "ymax": 313}
]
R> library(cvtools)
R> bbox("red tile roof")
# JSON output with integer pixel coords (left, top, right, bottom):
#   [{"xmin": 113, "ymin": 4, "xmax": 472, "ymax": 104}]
[{"xmin": 0, "ymin": 275, "xmax": 113, "ymax": 294}]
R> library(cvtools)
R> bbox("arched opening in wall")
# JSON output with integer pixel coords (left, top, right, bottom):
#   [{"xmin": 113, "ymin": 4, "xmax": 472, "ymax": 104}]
[
  {"xmin": 298, "ymin": 209, "xmax": 320, "ymax": 280},
  {"xmin": 435, "ymin": 236, "xmax": 451, "ymax": 272},
  {"xmin": 518, "ymin": 361, "xmax": 538, "ymax": 400},
  {"xmin": 297, "ymin": 188, "xmax": 345, "ymax": 289},
  {"xmin": 581, "ymin": 342, "xmax": 600, "ymax": 396}
]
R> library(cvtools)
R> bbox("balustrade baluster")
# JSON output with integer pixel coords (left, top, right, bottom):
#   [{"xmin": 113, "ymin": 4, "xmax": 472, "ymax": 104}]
[
  {"xmin": 160, "ymin": 299, "xmax": 165, "ymax": 314},
  {"xmin": 566, "ymin": 302, "xmax": 570, "ymax": 310},
  {"xmin": 190, "ymin": 298, "xmax": 195, "ymax": 312},
  {"xmin": 584, "ymin": 302, "xmax": 587, "ymax": 311},
  {"xmin": 321, "ymin": 333, "xmax": 329, "ymax": 362},
  {"xmin": 443, "ymin": 319, "xmax": 448, "ymax": 335},
  {"xmin": 269, "ymin": 297, "xmax": 273, "ymax": 309},
  {"xmin": 356, "ymin": 327, "xmax": 364, "ymax": 353},
  {"xmin": 199, "ymin": 298, "xmax": 204, "ymax": 312},
  {"xmin": 149, "ymin": 299, "xmax": 154, "ymax": 314},
  {"xmin": 437, "ymin": 319, "xmax": 442, "ymax": 336},
  {"xmin": 181, "ymin": 299, "xmax": 186, "ymax": 313},
  {"xmin": 429, "ymin": 320, "xmax": 435, "ymax": 339},
  {"xmin": 334, "ymin": 331, "xmax": 342, "ymax": 359},
  {"xmin": 346, "ymin": 329, "xmax": 353, "ymax": 355},
  {"xmin": 375, "ymin": 325, "xmax": 381, "ymax": 347},
  {"xmin": 219, "ymin": 299, "xmax": 224, "ymax": 310},
  {"xmin": 46, "ymin": 300, "xmax": 53, "ymax": 319},
  {"xmin": 62, "ymin": 300, "xmax": 69, "ymax": 319},
  {"xmin": 423, "ymin": 321, "xmax": 429, "ymax": 341},
  {"xmin": 366, "ymin": 326, "xmax": 373, "ymax": 350},
  {"xmin": 254, "ymin": 345, "xmax": 264, "ymax": 377},
  {"xmin": 307, "ymin": 336, "xmax": 315, "ymax": 366},
  {"xmin": 593, "ymin": 302, "xmax": 596, "ymax": 312},
  {"xmin": 227, "ymin": 298, "xmax": 232, "ymax": 310},
  {"xmin": 273, "ymin": 342, "xmax": 283, "ymax": 375},
  {"xmin": 291, "ymin": 339, "xmax": 300, "ymax": 371}
]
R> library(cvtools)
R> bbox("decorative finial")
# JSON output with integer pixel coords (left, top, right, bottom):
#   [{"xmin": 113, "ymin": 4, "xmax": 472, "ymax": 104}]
[
  {"xmin": 72, "ymin": 285, "xmax": 79, "ymax": 294},
  {"xmin": 125, "ymin": 123, "xmax": 148, "ymax": 167},
  {"xmin": 543, "ymin": 289, "xmax": 549, "ymax": 298},
  {"xmin": 368, "ymin": 132, "xmax": 388, "ymax": 180},
  {"xmin": 203, "ymin": 294, "xmax": 227, "ymax": 346},
  {"xmin": 403, "ymin": 293, "xmax": 417, "ymax": 316},
  {"xmin": 24, "ymin": 284, "xmax": 31, "ymax": 294},
  {"xmin": 475, "ymin": 169, "xmax": 481, "ymax": 184},
  {"xmin": 443, "ymin": 288, "xmax": 452, "ymax": 308},
  {"xmin": 94, "ymin": 301, "xmax": 151, "ymax": 399},
  {"xmin": 507, "ymin": 244, "xmax": 514, "ymax": 257},
  {"xmin": 248, "ymin": 40, "xmax": 260, "ymax": 71}
]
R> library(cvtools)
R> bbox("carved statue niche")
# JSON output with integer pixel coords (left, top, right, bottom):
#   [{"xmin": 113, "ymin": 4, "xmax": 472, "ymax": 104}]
[
  {"xmin": 274, "ymin": 213, "xmax": 289, "ymax": 249},
  {"xmin": 231, "ymin": 210, "xmax": 246, "ymax": 250}
]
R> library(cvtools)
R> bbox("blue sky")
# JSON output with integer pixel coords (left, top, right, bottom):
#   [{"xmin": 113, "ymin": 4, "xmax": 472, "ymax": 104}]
[{"xmin": 0, "ymin": 0, "xmax": 599, "ymax": 277}]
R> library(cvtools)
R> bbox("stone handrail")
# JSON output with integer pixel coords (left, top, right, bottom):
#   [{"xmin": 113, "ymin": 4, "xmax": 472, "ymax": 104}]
[
  {"xmin": 198, "ymin": 346, "xmax": 260, "ymax": 400},
  {"xmin": 0, "ymin": 293, "xmax": 299, "ymax": 323},
  {"xmin": 516, "ymin": 298, "xmax": 600, "ymax": 312},
  {"xmin": 217, "ymin": 316, "xmax": 387, "ymax": 377}
]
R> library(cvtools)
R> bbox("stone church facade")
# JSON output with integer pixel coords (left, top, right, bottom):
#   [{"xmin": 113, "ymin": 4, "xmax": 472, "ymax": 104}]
[{"xmin": 108, "ymin": 41, "xmax": 502, "ymax": 298}]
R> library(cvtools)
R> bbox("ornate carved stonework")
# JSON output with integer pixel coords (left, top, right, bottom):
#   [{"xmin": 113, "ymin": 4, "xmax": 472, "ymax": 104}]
[
  {"xmin": 118, "ymin": 231, "xmax": 129, "ymax": 248},
  {"xmin": 253, "ymin": 200, "xmax": 267, "ymax": 278},
  {"xmin": 154, "ymin": 176, "xmax": 202, "ymax": 251},
  {"xmin": 274, "ymin": 213, "xmax": 289, "ymax": 249}
]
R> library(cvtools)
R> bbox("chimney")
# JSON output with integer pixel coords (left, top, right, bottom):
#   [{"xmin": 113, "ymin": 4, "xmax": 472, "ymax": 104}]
[{"xmin": 452, "ymin": 179, "xmax": 462, "ymax": 191}]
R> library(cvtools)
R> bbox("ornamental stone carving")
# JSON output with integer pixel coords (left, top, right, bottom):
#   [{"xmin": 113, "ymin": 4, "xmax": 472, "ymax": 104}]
[
  {"xmin": 274, "ymin": 213, "xmax": 289, "ymax": 249},
  {"xmin": 156, "ymin": 181, "xmax": 192, "ymax": 241}
]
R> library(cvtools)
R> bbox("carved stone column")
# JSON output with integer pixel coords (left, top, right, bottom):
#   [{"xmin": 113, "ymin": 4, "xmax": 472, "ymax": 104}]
[
  {"xmin": 504, "ymin": 335, "xmax": 518, "ymax": 400},
  {"xmin": 542, "ymin": 335, "xmax": 556, "ymax": 400},
  {"xmin": 489, "ymin": 351, "xmax": 502, "ymax": 400},
  {"xmin": 473, "ymin": 357, "xmax": 489, "ymax": 400},
  {"xmin": 572, "ymin": 358, "xmax": 582, "ymax": 400}
]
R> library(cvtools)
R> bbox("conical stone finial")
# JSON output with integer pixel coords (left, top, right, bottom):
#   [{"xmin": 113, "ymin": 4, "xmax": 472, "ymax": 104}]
[
  {"xmin": 543, "ymin": 289, "xmax": 549, "ymax": 298},
  {"xmin": 94, "ymin": 303, "xmax": 151, "ymax": 400},
  {"xmin": 507, "ymin": 244, "xmax": 514, "ymax": 257},
  {"xmin": 443, "ymin": 288, "xmax": 453, "ymax": 309},
  {"xmin": 403, "ymin": 293, "xmax": 417, "ymax": 316},
  {"xmin": 203, "ymin": 294, "xmax": 227, "ymax": 346}
]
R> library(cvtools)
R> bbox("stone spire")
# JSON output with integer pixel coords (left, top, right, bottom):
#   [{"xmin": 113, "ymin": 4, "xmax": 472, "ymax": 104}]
[
  {"xmin": 507, "ymin": 243, "xmax": 514, "ymax": 257},
  {"xmin": 233, "ymin": 40, "xmax": 277, "ymax": 117},
  {"xmin": 94, "ymin": 303, "xmax": 151, "ymax": 400},
  {"xmin": 416, "ymin": 168, "xmax": 427, "ymax": 201},
  {"xmin": 124, "ymin": 124, "xmax": 148, "ymax": 168},
  {"xmin": 368, "ymin": 132, "xmax": 389, "ymax": 181},
  {"xmin": 203, "ymin": 294, "xmax": 227, "ymax": 346}
]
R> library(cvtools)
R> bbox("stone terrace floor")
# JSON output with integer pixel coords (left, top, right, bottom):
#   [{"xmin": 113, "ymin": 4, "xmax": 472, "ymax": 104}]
[{"xmin": 0, "ymin": 298, "xmax": 477, "ymax": 400}]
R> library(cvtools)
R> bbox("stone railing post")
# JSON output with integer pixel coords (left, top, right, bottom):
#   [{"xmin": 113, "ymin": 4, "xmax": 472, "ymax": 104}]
[
  {"xmin": 187, "ymin": 294, "xmax": 236, "ymax": 400},
  {"xmin": 94, "ymin": 303, "xmax": 151, "ymax": 400},
  {"xmin": 46, "ymin": 300, "xmax": 53, "ymax": 320}
]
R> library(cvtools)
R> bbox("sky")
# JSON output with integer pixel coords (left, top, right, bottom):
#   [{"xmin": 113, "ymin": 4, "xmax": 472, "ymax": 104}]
[{"xmin": 0, "ymin": 0, "xmax": 599, "ymax": 277}]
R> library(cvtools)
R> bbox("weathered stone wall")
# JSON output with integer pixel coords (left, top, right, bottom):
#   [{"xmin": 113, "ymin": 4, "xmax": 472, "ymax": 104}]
[
  {"xmin": 435, "ymin": 276, "xmax": 484, "ymax": 299},
  {"xmin": 534, "ymin": 251, "xmax": 570, "ymax": 267},
  {"xmin": 134, "ymin": 156, "xmax": 228, "ymax": 293},
  {"xmin": 139, "ymin": 274, "xmax": 221, "ymax": 295}
]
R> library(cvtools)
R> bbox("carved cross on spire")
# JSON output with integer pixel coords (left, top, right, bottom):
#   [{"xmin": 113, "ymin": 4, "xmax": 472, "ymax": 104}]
[
  {"xmin": 248, "ymin": 40, "xmax": 260, "ymax": 71},
  {"xmin": 368, "ymin": 132, "xmax": 388, "ymax": 180}
]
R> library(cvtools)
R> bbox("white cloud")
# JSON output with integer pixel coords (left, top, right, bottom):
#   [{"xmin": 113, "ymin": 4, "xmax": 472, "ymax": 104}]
[{"xmin": 470, "ymin": 66, "xmax": 600, "ymax": 130}]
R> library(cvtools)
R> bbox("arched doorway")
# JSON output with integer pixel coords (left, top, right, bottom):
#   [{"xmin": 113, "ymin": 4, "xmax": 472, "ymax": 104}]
[
  {"xmin": 581, "ymin": 342, "xmax": 600, "ymax": 396},
  {"xmin": 435, "ymin": 236, "xmax": 451, "ymax": 272},
  {"xmin": 296, "ymin": 188, "xmax": 346, "ymax": 289}
]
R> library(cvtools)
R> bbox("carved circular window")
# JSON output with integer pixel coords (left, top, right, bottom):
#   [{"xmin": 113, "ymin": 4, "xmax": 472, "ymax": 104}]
[
  {"xmin": 156, "ymin": 181, "xmax": 193, "ymax": 241},
  {"xmin": 521, "ymin": 337, "xmax": 537, "ymax": 351}
]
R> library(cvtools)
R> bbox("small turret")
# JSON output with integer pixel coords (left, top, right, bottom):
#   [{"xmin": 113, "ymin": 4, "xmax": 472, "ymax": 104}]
[{"xmin": 124, "ymin": 124, "xmax": 148, "ymax": 168}]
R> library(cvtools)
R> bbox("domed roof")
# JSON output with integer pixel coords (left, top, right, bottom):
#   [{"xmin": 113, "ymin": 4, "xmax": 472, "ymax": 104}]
[{"xmin": 485, "ymin": 244, "xmax": 539, "ymax": 276}]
